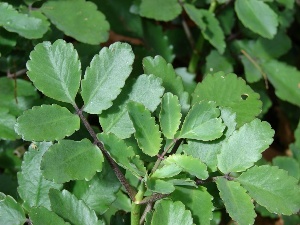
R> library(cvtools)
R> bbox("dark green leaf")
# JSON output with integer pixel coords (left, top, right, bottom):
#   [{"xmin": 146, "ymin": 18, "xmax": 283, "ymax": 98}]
[
  {"xmin": 15, "ymin": 104, "xmax": 80, "ymax": 141},
  {"xmin": 41, "ymin": 0, "xmax": 109, "ymax": 44},
  {"xmin": 204, "ymin": 50, "xmax": 233, "ymax": 74},
  {"xmin": 0, "ymin": 110, "xmax": 18, "ymax": 140},
  {"xmin": 272, "ymin": 156, "xmax": 300, "ymax": 179},
  {"xmin": 41, "ymin": 139, "xmax": 103, "ymax": 183}
]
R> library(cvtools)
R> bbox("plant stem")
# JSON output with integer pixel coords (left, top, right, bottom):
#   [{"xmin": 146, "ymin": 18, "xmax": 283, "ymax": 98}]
[
  {"xmin": 74, "ymin": 105, "xmax": 137, "ymax": 201},
  {"xmin": 187, "ymin": 0, "xmax": 217, "ymax": 74},
  {"xmin": 131, "ymin": 184, "xmax": 145, "ymax": 225},
  {"xmin": 7, "ymin": 68, "xmax": 27, "ymax": 78}
]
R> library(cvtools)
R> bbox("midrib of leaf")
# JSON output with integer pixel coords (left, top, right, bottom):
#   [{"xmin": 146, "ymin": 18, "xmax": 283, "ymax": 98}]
[
  {"xmin": 34, "ymin": 175, "xmax": 44, "ymax": 206},
  {"xmin": 54, "ymin": 148, "xmax": 95, "ymax": 167},
  {"xmin": 23, "ymin": 115, "xmax": 76, "ymax": 130},
  {"xmin": 103, "ymin": 107, "xmax": 127, "ymax": 131}
]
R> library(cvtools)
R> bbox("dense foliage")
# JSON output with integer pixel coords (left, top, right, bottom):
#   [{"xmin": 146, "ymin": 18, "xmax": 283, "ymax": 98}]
[{"xmin": 0, "ymin": 0, "xmax": 300, "ymax": 224}]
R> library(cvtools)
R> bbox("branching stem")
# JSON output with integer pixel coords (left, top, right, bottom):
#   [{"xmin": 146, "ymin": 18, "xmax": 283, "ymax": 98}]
[{"xmin": 74, "ymin": 105, "xmax": 137, "ymax": 201}]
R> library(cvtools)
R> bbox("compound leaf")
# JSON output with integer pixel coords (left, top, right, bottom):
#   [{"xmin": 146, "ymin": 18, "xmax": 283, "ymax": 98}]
[
  {"xmin": 179, "ymin": 101, "xmax": 225, "ymax": 141},
  {"xmin": 41, "ymin": 139, "xmax": 103, "ymax": 183},
  {"xmin": 0, "ymin": 2, "xmax": 49, "ymax": 39},
  {"xmin": 216, "ymin": 177, "xmax": 256, "ymax": 225},
  {"xmin": 263, "ymin": 59, "xmax": 300, "ymax": 106},
  {"xmin": 72, "ymin": 161, "xmax": 121, "ymax": 214},
  {"xmin": 18, "ymin": 142, "xmax": 62, "ymax": 210},
  {"xmin": 151, "ymin": 200, "xmax": 193, "ymax": 225},
  {"xmin": 27, "ymin": 39, "xmax": 81, "ymax": 104},
  {"xmin": 238, "ymin": 165, "xmax": 300, "ymax": 215},
  {"xmin": 41, "ymin": 0, "xmax": 109, "ymax": 44},
  {"xmin": 192, "ymin": 72, "xmax": 262, "ymax": 127},
  {"xmin": 97, "ymin": 133, "xmax": 146, "ymax": 177},
  {"xmin": 15, "ymin": 104, "xmax": 80, "ymax": 141},
  {"xmin": 164, "ymin": 155, "xmax": 208, "ymax": 179},
  {"xmin": 49, "ymin": 189, "xmax": 99, "ymax": 225},
  {"xmin": 159, "ymin": 93, "xmax": 182, "ymax": 139},
  {"xmin": 0, "ymin": 194, "xmax": 26, "ymax": 225},
  {"xmin": 29, "ymin": 207, "xmax": 70, "ymax": 225},
  {"xmin": 217, "ymin": 119, "xmax": 274, "ymax": 174},
  {"xmin": 127, "ymin": 101, "xmax": 162, "ymax": 157},
  {"xmin": 235, "ymin": 0, "xmax": 278, "ymax": 39},
  {"xmin": 171, "ymin": 187, "xmax": 213, "ymax": 225},
  {"xmin": 184, "ymin": 4, "xmax": 225, "ymax": 54},
  {"xmin": 81, "ymin": 42, "xmax": 134, "ymax": 114},
  {"xmin": 143, "ymin": 56, "xmax": 184, "ymax": 96},
  {"xmin": 139, "ymin": 0, "xmax": 182, "ymax": 21}
]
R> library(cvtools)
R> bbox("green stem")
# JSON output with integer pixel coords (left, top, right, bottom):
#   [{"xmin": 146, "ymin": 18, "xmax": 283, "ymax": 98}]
[
  {"xmin": 131, "ymin": 184, "xmax": 145, "ymax": 225},
  {"xmin": 187, "ymin": 0, "xmax": 217, "ymax": 74}
]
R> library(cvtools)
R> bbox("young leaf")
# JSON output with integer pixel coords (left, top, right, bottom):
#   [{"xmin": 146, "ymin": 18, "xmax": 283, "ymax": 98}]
[
  {"xmin": 152, "ymin": 164, "xmax": 182, "ymax": 179},
  {"xmin": 147, "ymin": 178, "xmax": 175, "ymax": 194},
  {"xmin": 41, "ymin": 139, "xmax": 103, "ymax": 183},
  {"xmin": 192, "ymin": 72, "xmax": 262, "ymax": 127},
  {"xmin": 164, "ymin": 155, "xmax": 209, "ymax": 179},
  {"xmin": 237, "ymin": 165, "xmax": 300, "ymax": 215},
  {"xmin": 49, "ymin": 189, "xmax": 99, "ymax": 225},
  {"xmin": 0, "ymin": 194, "xmax": 26, "ymax": 225},
  {"xmin": 159, "ymin": 93, "xmax": 182, "ymax": 139},
  {"xmin": 0, "ymin": 2, "xmax": 49, "ymax": 39},
  {"xmin": 216, "ymin": 177, "xmax": 256, "ymax": 225},
  {"xmin": 41, "ymin": 0, "xmax": 109, "ymax": 44},
  {"xmin": 143, "ymin": 56, "xmax": 184, "ymax": 96},
  {"xmin": 29, "ymin": 207, "xmax": 70, "ymax": 225},
  {"xmin": 263, "ymin": 59, "xmax": 300, "ymax": 106},
  {"xmin": 15, "ymin": 104, "xmax": 80, "ymax": 141},
  {"xmin": 235, "ymin": 0, "xmax": 278, "ymax": 39},
  {"xmin": 97, "ymin": 133, "xmax": 146, "ymax": 177},
  {"xmin": 72, "ymin": 161, "xmax": 121, "ymax": 214},
  {"xmin": 217, "ymin": 119, "xmax": 274, "ymax": 174},
  {"xmin": 127, "ymin": 101, "xmax": 162, "ymax": 157},
  {"xmin": 179, "ymin": 101, "xmax": 225, "ymax": 141},
  {"xmin": 171, "ymin": 187, "xmax": 214, "ymax": 225},
  {"xmin": 18, "ymin": 142, "xmax": 62, "ymax": 210},
  {"xmin": 81, "ymin": 42, "xmax": 134, "ymax": 114},
  {"xmin": 27, "ymin": 39, "xmax": 81, "ymax": 104},
  {"xmin": 139, "ymin": 0, "xmax": 182, "ymax": 21},
  {"xmin": 184, "ymin": 4, "xmax": 226, "ymax": 54},
  {"xmin": 151, "ymin": 200, "xmax": 194, "ymax": 225}
]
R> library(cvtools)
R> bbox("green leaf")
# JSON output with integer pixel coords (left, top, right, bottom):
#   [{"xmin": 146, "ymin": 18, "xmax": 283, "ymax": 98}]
[
  {"xmin": 18, "ymin": 142, "xmax": 62, "ymax": 210},
  {"xmin": 216, "ymin": 177, "xmax": 256, "ymax": 225},
  {"xmin": 171, "ymin": 186, "xmax": 213, "ymax": 225},
  {"xmin": 41, "ymin": 0, "xmax": 109, "ymax": 44},
  {"xmin": 263, "ymin": 59, "xmax": 300, "ymax": 106},
  {"xmin": 0, "ymin": 2, "xmax": 49, "ymax": 39},
  {"xmin": 49, "ymin": 189, "xmax": 99, "ymax": 225},
  {"xmin": 179, "ymin": 101, "xmax": 225, "ymax": 141},
  {"xmin": 217, "ymin": 119, "xmax": 274, "ymax": 173},
  {"xmin": 184, "ymin": 108, "xmax": 237, "ymax": 172},
  {"xmin": 0, "ymin": 194, "xmax": 26, "ymax": 225},
  {"xmin": 0, "ymin": 111, "xmax": 18, "ymax": 140},
  {"xmin": 72, "ymin": 161, "xmax": 121, "ymax": 214},
  {"xmin": 159, "ymin": 93, "xmax": 182, "ymax": 139},
  {"xmin": 204, "ymin": 50, "xmax": 233, "ymax": 74},
  {"xmin": 97, "ymin": 133, "xmax": 146, "ymax": 177},
  {"xmin": 237, "ymin": 165, "xmax": 300, "ymax": 215},
  {"xmin": 81, "ymin": 42, "xmax": 134, "ymax": 114},
  {"xmin": 127, "ymin": 101, "xmax": 162, "ymax": 156},
  {"xmin": 41, "ymin": 139, "xmax": 103, "ymax": 183},
  {"xmin": 143, "ymin": 56, "xmax": 184, "ymax": 96},
  {"xmin": 184, "ymin": 4, "xmax": 226, "ymax": 54},
  {"xmin": 147, "ymin": 178, "xmax": 175, "ymax": 194},
  {"xmin": 15, "ymin": 104, "xmax": 80, "ymax": 141},
  {"xmin": 29, "ymin": 207, "xmax": 70, "ymax": 225},
  {"xmin": 99, "ymin": 74, "xmax": 164, "ymax": 139},
  {"xmin": 164, "ymin": 155, "xmax": 209, "ymax": 179},
  {"xmin": 151, "ymin": 200, "xmax": 193, "ymax": 225},
  {"xmin": 234, "ymin": 0, "xmax": 278, "ymax": 39},
  {"xmin": 192, "ymin": 72, "xmax": 262, "ymax": 127},
  {"xmin": 152, "ymin": 164, "xmax": 182, "ymax": 179},
  {"xmin": 273, "ymin": 156, "xmax": 300, "ymax": 179},
  {"xmin": 277, "ymin": 0, "xmax": 294, "ymax": 9},
  {"xmin": 139, "ymin": 0, "xmax": 182, "ymax": 21},
  {"xmin": 27, "ymin": 39, "xmax": 81, "ymax": 104}
]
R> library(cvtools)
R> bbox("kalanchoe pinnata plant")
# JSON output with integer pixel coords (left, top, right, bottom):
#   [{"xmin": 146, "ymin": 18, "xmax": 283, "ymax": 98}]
[{"xmin": 2, "ymin": 40, "xmax": 298, "ymax": 225}]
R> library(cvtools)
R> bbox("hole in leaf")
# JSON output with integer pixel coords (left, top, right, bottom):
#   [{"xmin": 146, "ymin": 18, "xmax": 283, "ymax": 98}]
[{"xmin": 241, "ymin": 94, "xmax": 248, "ymax": 100}]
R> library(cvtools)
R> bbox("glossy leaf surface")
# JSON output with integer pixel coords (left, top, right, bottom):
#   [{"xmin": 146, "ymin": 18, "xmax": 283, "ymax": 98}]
[
  {"xmin": 81, "ymin": 42, "xmax": 134, "ymax": 114},
  {"xmin": 15, "ymin": 104, "xmax": 80, "ymax": 141},
  {"xmin": 41, "ymin": 139, "xmax": 103, "ymax": 183}
]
